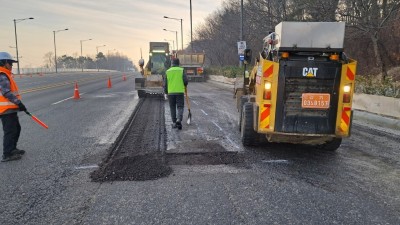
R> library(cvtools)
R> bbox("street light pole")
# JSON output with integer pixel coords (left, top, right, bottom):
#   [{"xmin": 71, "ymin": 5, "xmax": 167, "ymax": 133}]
[
  {"xmin": 53, "ymin": 28, "xmax": 68, "ymax": 73},
  {"xmin": 180, "ymin": 19, "xmax": 183, "ymax": 51},
  {"xmin": 163, "ymin": 16, "xmax": 183, "ymax": 51},
  {"xmin": 96, "ymin": 45, "xmax": 106, "ymax": 72},
  {"xmin": 13, "ymin": 17, "xmax": 34, "ymax": 75},
  {"xmin": 80, "ymin": 39, "xmax": 92, "ymax": 72},
  {"xmin": 190, "ymin": 0, "xmax": 193, "ymax": 51},
  {"xmin": 240, "ymin": 0, "xmax": 243, "ymax": 67},
  {"xmin": 163, "ymin": 29, "xmax": 178, "ymax": 52},
  {"xmin": 240, "ymin": 0, "xmax": 244, "ymax": 43}
]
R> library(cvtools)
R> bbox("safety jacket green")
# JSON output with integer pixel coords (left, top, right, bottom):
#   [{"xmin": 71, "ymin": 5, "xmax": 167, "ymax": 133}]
[{"xmin": 166, "ymin": 67, "xmax": 185, "ymax": 94}]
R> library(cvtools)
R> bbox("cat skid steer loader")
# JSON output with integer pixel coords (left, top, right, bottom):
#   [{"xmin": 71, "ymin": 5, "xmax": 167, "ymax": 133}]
[{"xmin": 236, "ymin": 22, "xmax": 357, "ymax": 151}]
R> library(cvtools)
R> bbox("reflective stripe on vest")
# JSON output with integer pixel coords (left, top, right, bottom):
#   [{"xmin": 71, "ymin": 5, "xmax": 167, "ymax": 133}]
[
  {"xmin": 0, "ymin": 91, "xmax": 20, "ymax": 97},
  {"xmin": 0, "ymin": 102, "xmax": 18, "ymax": 106},
  {"xmin": 166, "ymin": 67, "xmax": 185, "ymax": 94},
  {"xmin": 0, "ymin": 67, "xmax": 21, "ymax": 114}
]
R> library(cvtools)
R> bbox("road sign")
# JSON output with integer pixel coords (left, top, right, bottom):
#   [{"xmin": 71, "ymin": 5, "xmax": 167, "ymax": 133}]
[
  {"xmin": 237, "ymin": 41, "xmax": 246, "ymax": 55},
  {"xmin": 239, "ymin": 54, "xmax": 244, "ymax": 61}
]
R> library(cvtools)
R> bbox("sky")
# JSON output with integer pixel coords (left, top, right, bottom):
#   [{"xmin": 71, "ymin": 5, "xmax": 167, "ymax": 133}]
[{"xmin": 1, "ymin": 0, "xmax": 225, "ymax": 68}]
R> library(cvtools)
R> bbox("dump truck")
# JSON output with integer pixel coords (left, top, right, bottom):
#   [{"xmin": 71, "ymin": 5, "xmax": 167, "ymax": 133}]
[
  {"xmin": 177, "ymin": 52, "xmax": 205, "ymax": 82},
  {"xmin": 236, "ymin": 22, "xmax": 357, "ymax": 151},
  {"xmin": 135, "ymin": 42, "xmax": 171, "ymax": 97}
]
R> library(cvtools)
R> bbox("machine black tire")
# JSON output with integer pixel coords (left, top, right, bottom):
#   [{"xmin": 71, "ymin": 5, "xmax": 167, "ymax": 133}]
[
  {"xmin": 240, "ymin": 102, "xmax": 260, "ymax": 146},
  {"xmin": 238, "ymin": 96, "xmax": 250, "ymax": 131},
  {"xmin": 138, "ymin": 90, "xmax": 146, "ymax": 98},
  {"xmin": 317, "ymin": 138, "xmax": 342, "ymax": 151}
]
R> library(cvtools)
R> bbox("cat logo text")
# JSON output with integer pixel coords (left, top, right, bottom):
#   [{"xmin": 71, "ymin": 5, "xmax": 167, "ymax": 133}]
[{"xmin": 302, "ymin": 67, "xmax": 318, "ymax": 77}]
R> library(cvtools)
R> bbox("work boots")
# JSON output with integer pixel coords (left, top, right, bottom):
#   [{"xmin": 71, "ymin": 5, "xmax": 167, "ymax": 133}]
[
  {"xmin": 176, "ymin": 120, "xmax": 182, "ymax": 130},
  {"xmin": 11, "ymin": 148, "xmax": 26, "ymax": 155},
  {"xmin": 1, "ymin": 154, "xmax": 22, "ymax": 162},
  {"xmin": 1, "ymin": 148, "xmax": 26, "ymax": 162}
]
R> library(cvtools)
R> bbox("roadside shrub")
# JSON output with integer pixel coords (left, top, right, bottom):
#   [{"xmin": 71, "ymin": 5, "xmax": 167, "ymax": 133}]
[
  {"xmin": 355, "ymin": 75, "xmax": 400, "ymax": 98},
  {"xmin": 209, "ymin": 66, "xmax": 400, "ymax": 98},
  {"xmin": 206, "ymin": 66, "xmax": 253, "ymax": 78},
  {"xmin": 206, "ymin": 66, "xmax": 241, "ymax": 78}
]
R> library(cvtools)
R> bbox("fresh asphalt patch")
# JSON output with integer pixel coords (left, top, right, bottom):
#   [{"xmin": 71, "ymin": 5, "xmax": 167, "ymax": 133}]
[
  {"xmin": 166, "ymin": 152, "xmax": 245, "ymax": 166},
  {"xmin": 90, "ymin": 94, "xmax": 245, "ymax": 182},
  {"xmin": 91, "ymin": 153, "xmax": 172, "ymax": 182}
]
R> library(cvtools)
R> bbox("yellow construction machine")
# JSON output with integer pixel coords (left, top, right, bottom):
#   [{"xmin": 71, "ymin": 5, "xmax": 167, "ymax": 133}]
[
  {"xmin": 136, "ymin": 42, "xmax": 171, "ymax": 97},
  {"xmin": 236, "ymin": 22, "xmax": 357, "ymax": 151}
]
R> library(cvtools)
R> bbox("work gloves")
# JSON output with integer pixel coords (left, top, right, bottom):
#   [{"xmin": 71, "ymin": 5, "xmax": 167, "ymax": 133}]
[{"xmin": 18, "ymin": 102, "xmax": 27, "ymax": 112}]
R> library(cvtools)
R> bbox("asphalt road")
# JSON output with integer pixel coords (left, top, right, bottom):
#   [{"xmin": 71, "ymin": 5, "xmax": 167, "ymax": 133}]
[
  {"xmin": 0, "ymin": 71, "xmax": 139, "ymax": 224},
  {"xmin": 1, "ymin": 75, "xmax": 399, "ymax": 224}
]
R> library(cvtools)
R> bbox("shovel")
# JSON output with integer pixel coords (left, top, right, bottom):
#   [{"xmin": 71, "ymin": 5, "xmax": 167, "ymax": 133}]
[
  {"xmin": 184, "ymin": 87, "xmax": 192, "ymax": 125},
  {"xmin": 25, "ymin": 111, "xmax": 49, "ymax": 129}
]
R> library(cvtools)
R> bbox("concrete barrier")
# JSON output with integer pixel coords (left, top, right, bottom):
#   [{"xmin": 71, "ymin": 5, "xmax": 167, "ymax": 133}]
[
  {"xmin": 208, "ymin": 75, "xmax": 236, "ymax": 85},
  {"xmin": 353, "ymin": 94, "xmax": 400, "ymax": 119}
]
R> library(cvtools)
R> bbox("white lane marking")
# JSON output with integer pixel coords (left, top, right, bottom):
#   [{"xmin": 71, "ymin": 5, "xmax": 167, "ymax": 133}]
[
  {"xmin": 201, "ymin": 109, "xmax": 208, "ymax": 115},
  {"xmin": 226, "ymin": 136, "xmax": 240, "ymax": 149},
  {"xmin": 212, "ymin": 121, "xmax": 223, "ymax": 131},
  {"xmin": 261, "ymin": 160, "xmax": 289, "ymax": 164},
  {"xmin": 171, "ymin": 165, "xmax": 246, "ymax": 175},
  {"xmin": 52, "ymin": 93, "xmax": 86, "ymax": 105},
  {"xmin": 74, "ymin": 164, "xmax": 98, "ymax": 170},
  {"xmin": 192, "ymin": 100, "xmax": 199, "ymax": 105}
]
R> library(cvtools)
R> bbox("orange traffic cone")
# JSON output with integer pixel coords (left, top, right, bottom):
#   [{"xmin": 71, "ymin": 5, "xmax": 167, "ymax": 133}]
[
  {"xmin": 73, "ymin": 82, "xmax": 80, "ymax": 99},
  {"xmin": 107, "ymin": 77, "xmax": 112, "ymax": 88},
  {"xmin": 123, "ymin": 74, "xmax": 126, "ymax": 81}
]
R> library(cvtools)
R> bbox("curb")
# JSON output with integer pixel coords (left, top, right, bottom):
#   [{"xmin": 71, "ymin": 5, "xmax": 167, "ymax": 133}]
[{"xmin": 353, "ymin": 110, "xmax": 400, "ymax": 132}]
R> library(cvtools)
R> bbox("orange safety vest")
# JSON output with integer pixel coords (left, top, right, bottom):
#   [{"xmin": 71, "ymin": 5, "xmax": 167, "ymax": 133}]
[{"xmin": 0, "ymin": 67, "xmax": 21, "ymax": 114}]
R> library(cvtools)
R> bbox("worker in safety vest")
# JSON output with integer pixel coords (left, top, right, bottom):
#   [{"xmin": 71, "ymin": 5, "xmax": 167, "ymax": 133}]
[
  {"xmin": 0, "ymin": 52, "xmax": 27, "ymax": 162},
  {"xmin": 164, "ymin": 58, "xmax": 188, "ymax": 130}
]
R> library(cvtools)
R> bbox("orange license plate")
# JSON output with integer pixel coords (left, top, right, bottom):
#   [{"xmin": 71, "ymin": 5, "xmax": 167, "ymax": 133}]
[{"xmin": 301, "ymin": 93, "xmax": 330, "ymax": 109}]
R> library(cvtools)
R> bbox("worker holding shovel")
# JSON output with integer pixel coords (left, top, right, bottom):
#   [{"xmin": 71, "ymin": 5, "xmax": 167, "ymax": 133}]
[
  {"xmin": 164, "ymin": 58, "xmax": 188, "ymax": 130},
  {"xmin": 0, "ymin": 52, "xmax": 27, "ymax": 162}
]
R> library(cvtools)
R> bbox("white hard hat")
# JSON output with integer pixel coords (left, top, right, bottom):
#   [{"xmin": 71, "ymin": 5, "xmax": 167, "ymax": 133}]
[{"xmin": 0, "ymin": 52, "xmax": 18, "ymax": 62}]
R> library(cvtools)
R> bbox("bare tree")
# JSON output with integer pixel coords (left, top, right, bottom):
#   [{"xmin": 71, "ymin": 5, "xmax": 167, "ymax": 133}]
[
  {"xmin": 337, "ymin": 0, "xmax": 400, "ymax": 79},
  {"xmin": 43, "ymin": 52, "xmax": 54, "ymax": 69},
  {"xmin": 191, "ymin": 0, "xmax": 400, "ymax": 77}
]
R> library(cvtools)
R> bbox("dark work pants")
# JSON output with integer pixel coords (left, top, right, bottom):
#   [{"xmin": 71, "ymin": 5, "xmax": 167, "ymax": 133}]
[
  {"xmin": 168, "ymin": 94, "xmax": 184, "ymax": 123},
  {"xmin": 1, "ymin": 113, "xmax": 21, "ymax": 156}
]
